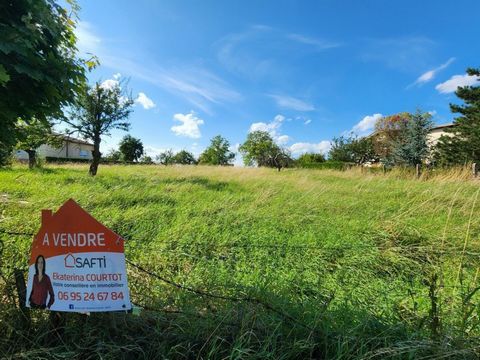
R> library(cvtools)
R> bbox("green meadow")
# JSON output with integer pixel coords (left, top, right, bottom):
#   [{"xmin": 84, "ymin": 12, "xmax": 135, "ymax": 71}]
[{"xmin": 1, "ymin": 164, "xmax": 479, "ymax": 359}]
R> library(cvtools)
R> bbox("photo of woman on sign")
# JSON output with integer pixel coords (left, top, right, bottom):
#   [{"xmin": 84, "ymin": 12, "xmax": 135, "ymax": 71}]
[{"xmin": 28, "ymin": 255, "xmax": 55, "ymax": 309}]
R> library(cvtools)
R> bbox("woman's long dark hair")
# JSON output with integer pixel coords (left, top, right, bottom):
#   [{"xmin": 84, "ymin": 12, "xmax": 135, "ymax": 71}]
[{"xmin": 34, "ymin": 255, "xmax": 46, "ymax": 276}]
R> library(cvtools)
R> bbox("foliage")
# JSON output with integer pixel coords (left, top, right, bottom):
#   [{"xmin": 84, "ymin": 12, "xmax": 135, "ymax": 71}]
[
  {"xmin": 392, "ymin": 110, "xmax": 433, "ymax": 166},
  {"xmin": 15, "ymin": 118, "xmax": 63, "ymax": 168},
  {"xmin": 329, "ymin": 134, "xmax": 377, "ymax": 164},
  {"xmin": 296, "ymin": 152, "xmax": 326, "ymax": 168},
  {"xmin": 0, "ymin": 0, "xmax": 95, "ymax": 166},
  {"xmin": 198, "ymin": 135, "xmax": 235, "ymax": 165},
  {"xmin": 173, "ymin": 150, "xmax": 197, "ymax": 165},
  {"xmin": 119, "ymin": 135, "xmax": 144, "ymax": 162},
  {"xmin": 156, "ymin": 149, "xmax": 175, "ymax": 165},
  {"xmin": 373, "ymin": 112, "xmax": 412, "ymax": 162},
  {"xmin": 435, "ymin": 68, "xmax": 480, "ymax": 165},
  {"xmin": 239, "ymin": 130, "xmax": 292, "ymax": 170},
  {"xmin": 63, "ymin": 80, "xmax": 134, "ymax": 175},
  {"xmin": 139, "ymin": 155, "xmax": 153, "ymax": 164},
  {"xmin": 103, "ymin": 149, "xmax": 122, "ymax": 162},
  {"xmin": 1, "ymin": 164, "xmax": 479, "ymax": 358}
]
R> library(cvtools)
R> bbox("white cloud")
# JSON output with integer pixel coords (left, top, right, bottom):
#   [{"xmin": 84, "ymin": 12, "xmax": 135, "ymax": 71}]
[
  {"xmin": 304, "ymin": 119, "xmax": 312, "ymax": 125},
  {"xmin": 289, "ymin": 141, "xmax": 331, "ymax": 156},
  {"xmin": 135, "ymin": 92, "xmax": 156, "ymax": 109},
  {"xmin": 113, "ymin": 73, "xmax": 121, "ymax": 80},
  {"xmin": 249, "ymin": 114, "xmax": 293, "ymax": 145},
  {"xmin": 276, "ymin": 135, "xmax": 290, "ymax": 145},
  {"xmin": 100, "ymin": 79, "xmax": 119, "ymax": 90},
  {"xmin": 351, "ymin": 113, "xmax": 383, "ymax": 135},
  {"xmin": 268, "ymin": 94, "xmax": 315, "ymax": 111},
  {"xmin": 435, "ymin": 74, "xmax": 480, "ymax": 94},
  {"xmin": 248, "ymin": 115, "xmax": 293, "ymax": 145},
  {"xmin": 410, "ymin": 57, "xmax": 455, "ymax": 87},
  {"xmin": 171, "ymin": 112, "xmax": 204, "ymax": 139},
  {"xmin": 249, "ymin": 114, "xmax": 285, "ymax": 135}
]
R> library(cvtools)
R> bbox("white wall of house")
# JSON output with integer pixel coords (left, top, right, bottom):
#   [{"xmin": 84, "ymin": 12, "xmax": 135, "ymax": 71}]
[
  {"xmin": 15, "ymin": 140, "xmax": 94, "ymax": 160},
  {"xmin": 427, "ymin": 126, "xmax": 455, "ymax": 148}
]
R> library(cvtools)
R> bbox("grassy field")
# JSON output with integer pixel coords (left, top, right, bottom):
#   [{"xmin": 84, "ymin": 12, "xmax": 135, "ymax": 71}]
[{"xmin": 0, "ymin": 164, "xmax": 479, "ymax": 359}]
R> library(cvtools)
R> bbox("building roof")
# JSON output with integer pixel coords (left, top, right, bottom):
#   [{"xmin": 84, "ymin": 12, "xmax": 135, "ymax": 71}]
[
  {"xmin": 54, "ymin": 133, "xmax": 93, "ymax": 146},
  {"xmin": 430, "ymin": 123, "xmax": 456, "ymax": 131}
]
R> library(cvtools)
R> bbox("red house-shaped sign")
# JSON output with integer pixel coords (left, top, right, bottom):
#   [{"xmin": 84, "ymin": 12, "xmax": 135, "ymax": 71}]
[{"xmin": 26, "ymin": 199, "xmax": 131, "ymax": 312}]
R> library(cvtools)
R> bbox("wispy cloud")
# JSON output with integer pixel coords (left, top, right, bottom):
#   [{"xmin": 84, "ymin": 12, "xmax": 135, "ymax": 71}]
[
  {"xmin": 361, "ymin": 36, "xmax": 435, "ymax": 72},
  {"xmin": 75, "ymin": 21, "xmax": 101, "ymax": 56},
  {"xmin": 287, "ymin": 33, "xmax": 341, "ymax": 50},
  {"xmin": 102, "ymin": 55, "xmax": 242, "ymax": 114},
  {"xmin": 171, "ymin": 112, "xmax": 204, "ymax": 138},
  {"xmin": 268, "ymin": 94, "xmax": 315, "ymax": 111},
  {"xmin": 435, "ymin": 73, "xmax": 480, "ymax": 94},
  {"xmin": 216, "ymin": 25, "xmax": 340, "ymax": 78},
  {"xmin": 74, "ymin": 24, "xmax": 241, "ymax": 114},
  {"xmin": 409, "ymin": 57, "xmax": 455, "ymax": 87}
]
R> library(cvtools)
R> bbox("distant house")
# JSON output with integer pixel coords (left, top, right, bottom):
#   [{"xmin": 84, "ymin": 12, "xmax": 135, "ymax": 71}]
[
  {"xmin": 426, "ymin": 123, "xmax": 457, "ymax": 148},
  {"xmin": 15, "ymin": 135, "xmax": 94, "ymax": 161}
]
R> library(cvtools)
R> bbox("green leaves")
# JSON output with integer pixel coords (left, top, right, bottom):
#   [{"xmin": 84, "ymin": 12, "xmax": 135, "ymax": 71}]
[{"xmin": 0, "ymin": 64, "xmax": 10, "ymax": 85}]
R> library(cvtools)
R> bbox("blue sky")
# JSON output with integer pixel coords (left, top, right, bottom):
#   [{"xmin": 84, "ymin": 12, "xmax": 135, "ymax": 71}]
[{"xmin": 73, "ymin": 0, "xmax": 480, "ymax": 163}]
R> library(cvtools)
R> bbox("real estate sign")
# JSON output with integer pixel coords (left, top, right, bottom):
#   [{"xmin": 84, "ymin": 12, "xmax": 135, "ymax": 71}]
[{"xmin": 26, "ymin": 199, "xmax": 131, "ymax": 312}]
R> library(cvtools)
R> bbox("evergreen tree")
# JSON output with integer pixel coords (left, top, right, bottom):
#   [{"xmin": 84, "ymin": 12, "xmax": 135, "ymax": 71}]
[
  {"xmin": 119, "ymin": 135, "xmax": 144, "ymax": 162},
  {"xmin": 436, "ymin": 68, "xmax": 480, "ymax": 165},
  {"xmin": 393, "ymin": 110, "xmax": 433, "ymax": 166}
]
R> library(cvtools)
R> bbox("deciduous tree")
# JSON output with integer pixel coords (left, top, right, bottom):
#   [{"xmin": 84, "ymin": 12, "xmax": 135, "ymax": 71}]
[
  {"xmin": 173, "ymin": 150, "xmax": 197, "ymax": 165},
  {"xmin": 198, "ymin": 135, "xmax": 235, "ymax": 165},
  {"xmin": 64, "ymin": 81, "xmax": 134, "ymax": 176},
  {"xmin": 15, "ymin": 118, "xmax": 63, "ymax": 168},
  {"xmin": 0, "ymin": 0, "xmax": 95, "ymax": 165},
  {"xmin": 239, "ymin": 131, "xmax": 292, "ymax": 170},
  {"xmin": 156, "ymin": 150, "xmax": 175, "ymax": 165}
]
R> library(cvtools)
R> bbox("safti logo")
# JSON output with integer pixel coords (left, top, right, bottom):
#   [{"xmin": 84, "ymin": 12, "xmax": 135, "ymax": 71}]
[
  {"xmin": 63, "ymin": 253, "xmax": 107, "ymax": 269},
  {"xmin": 64, "ymin": 253, "xmax": 75, "ymax": 268}
]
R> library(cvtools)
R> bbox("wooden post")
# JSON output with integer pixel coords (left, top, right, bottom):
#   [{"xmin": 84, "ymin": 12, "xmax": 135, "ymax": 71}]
[
  {"xmin": 416, "ymin": 164, "xmax": 421, "ymax": 179},
  {"xmin": 14, "ymin": 268, "xmax": 30, "ymax": 328},
  {"xmin": 383, "ymin": 164, "xmax": 386, "ymax": 174},
  {"xmin": 473, "ymin": 163, "xmax": 478, "ymax": 178}
]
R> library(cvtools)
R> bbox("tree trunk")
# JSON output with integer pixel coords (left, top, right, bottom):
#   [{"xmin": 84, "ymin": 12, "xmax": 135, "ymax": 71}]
[
  {"xmin": 26, "ymin": 150, "xmax": 36, "ymax": 169},
  {"xmin": 89, "ymin": 138, "xmax": 101, "ymax": 176}
]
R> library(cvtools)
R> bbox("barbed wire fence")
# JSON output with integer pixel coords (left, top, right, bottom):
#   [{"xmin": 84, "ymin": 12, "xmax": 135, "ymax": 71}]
[{"xmin": 1, "ymin": 228, "xmax": 479, "ymax": 334}]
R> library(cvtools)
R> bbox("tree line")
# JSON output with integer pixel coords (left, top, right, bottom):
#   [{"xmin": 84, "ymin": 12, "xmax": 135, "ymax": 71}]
[{"xmin": 1, "ymin": 1, "xmax": 479, "ymax": 176}]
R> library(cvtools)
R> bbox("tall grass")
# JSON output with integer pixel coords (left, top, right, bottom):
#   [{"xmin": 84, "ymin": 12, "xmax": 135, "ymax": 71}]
[{"xmin": 0, "ymin": 164, "xmax": 479, "ymax": 359}]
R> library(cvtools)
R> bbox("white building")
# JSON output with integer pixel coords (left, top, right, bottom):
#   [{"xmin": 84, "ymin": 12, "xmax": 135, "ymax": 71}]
[
  {"xmin": 427, "ymin": 123, "xmax": 456, "ymax": 147},
  {"xmin": 15, "ymin": 135, "xmax": 94, "ymax": 161}
]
